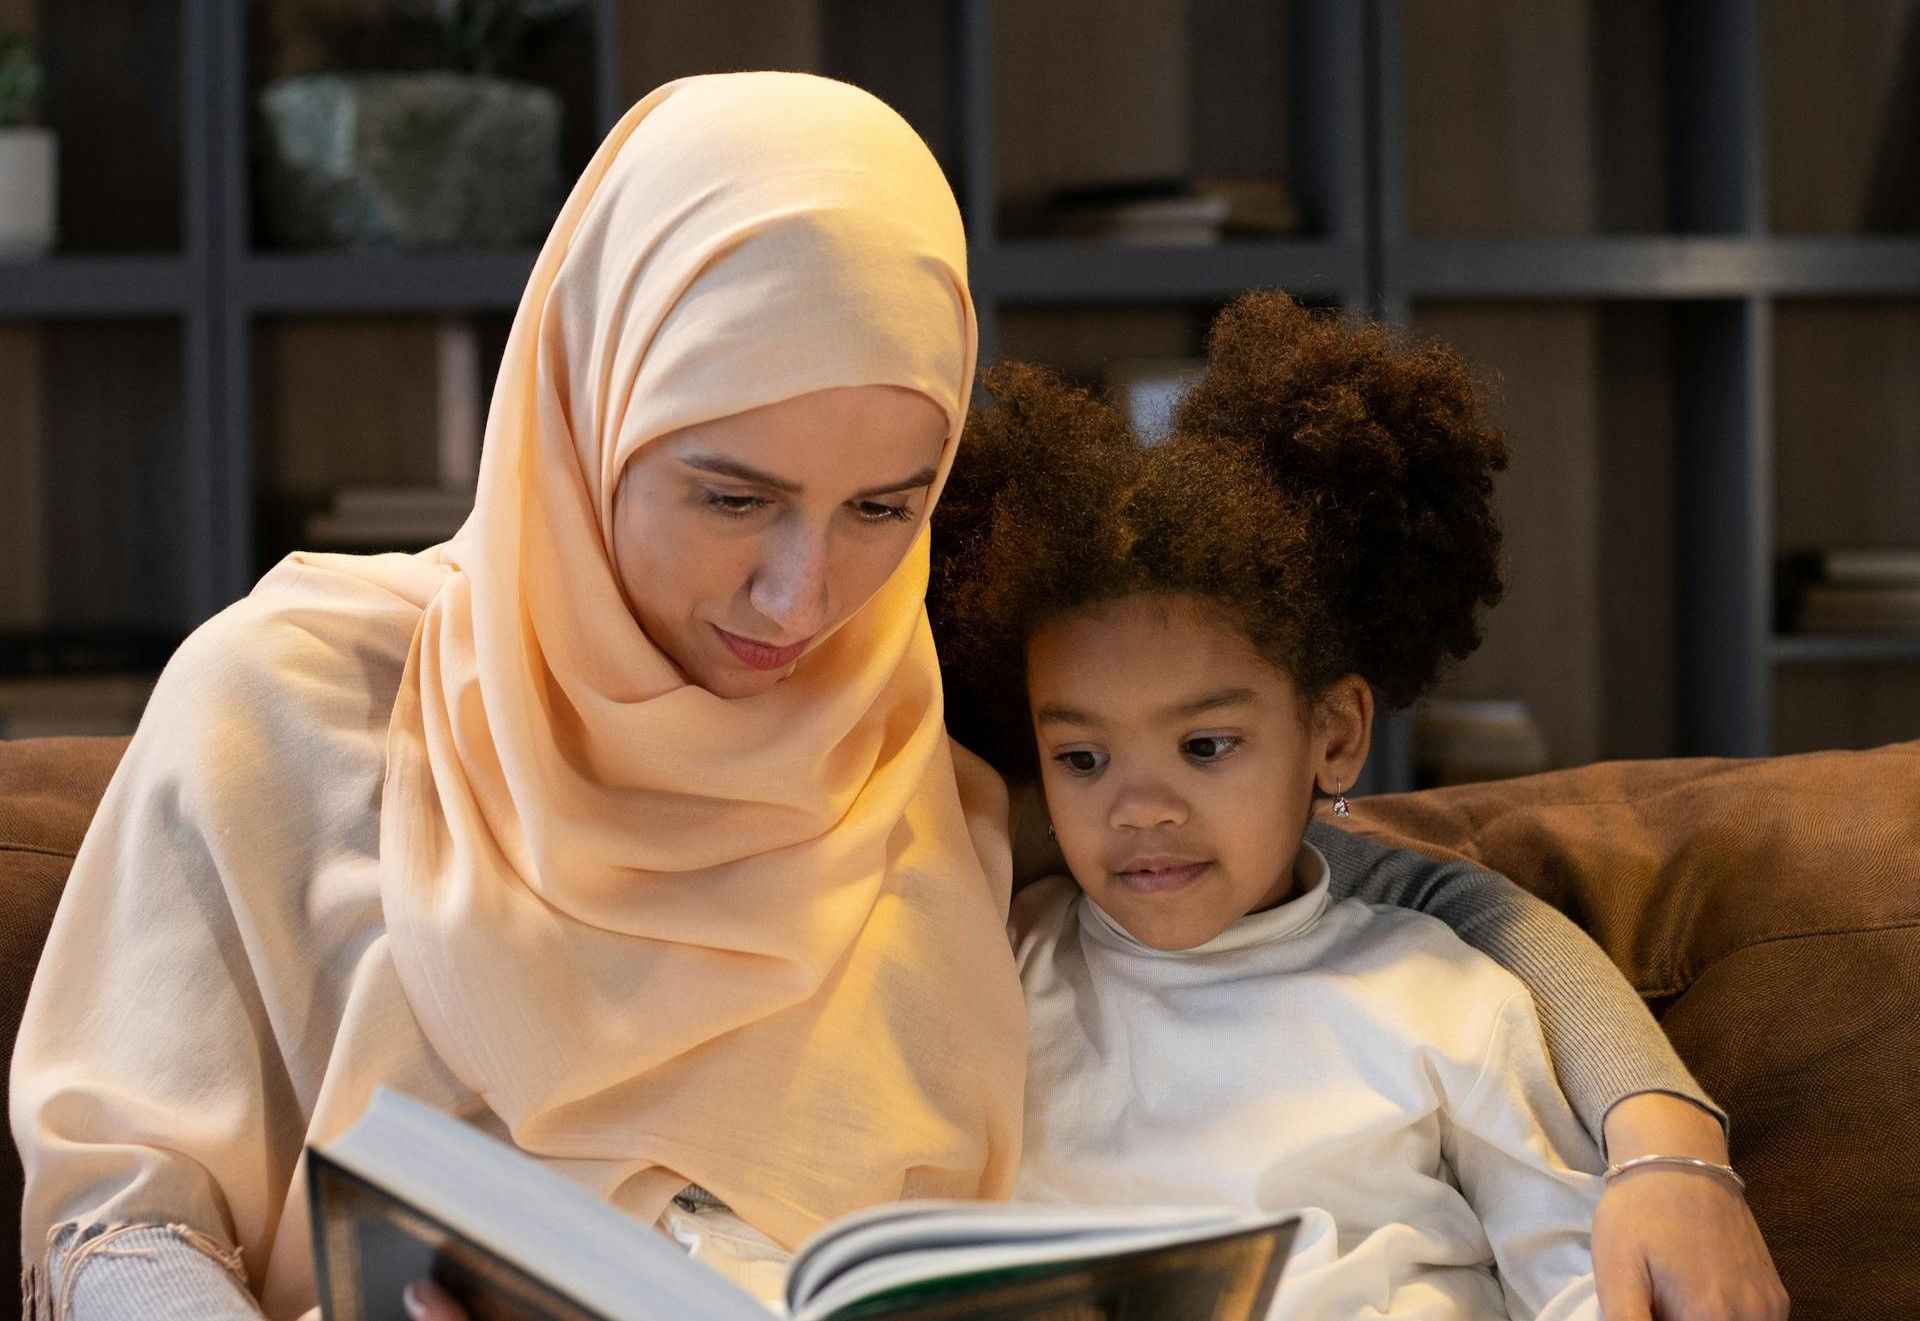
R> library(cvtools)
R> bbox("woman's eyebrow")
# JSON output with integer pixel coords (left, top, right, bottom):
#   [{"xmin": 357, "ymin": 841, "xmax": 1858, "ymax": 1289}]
[
  {"xmin": 854, "ymin": 467, "xmax": 938, "ymax": 499},
  {"xmin": 680, "ymin": 454, "xmax": 802, "ymax": 492},
  {"xmin": 679, "ymin": 454, "xmax": 937, "ymax": 499}
]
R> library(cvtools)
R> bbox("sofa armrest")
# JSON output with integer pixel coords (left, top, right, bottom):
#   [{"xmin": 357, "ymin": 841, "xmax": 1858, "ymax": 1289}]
[{"xmin": 0, "ymin": 736, "xmax": 131, "ymax": 1287}]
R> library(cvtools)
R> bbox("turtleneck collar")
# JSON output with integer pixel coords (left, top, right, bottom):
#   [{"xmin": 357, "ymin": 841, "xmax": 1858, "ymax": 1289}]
[{"xmin": 1078, "ymin": 839, "xmax": 1333, "ymax": 958}]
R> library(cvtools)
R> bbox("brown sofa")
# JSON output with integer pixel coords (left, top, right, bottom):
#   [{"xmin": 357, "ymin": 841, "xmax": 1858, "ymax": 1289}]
[{"xmin": 1, "ymin": 736, "xmax": 1916, "ymax": 1318}]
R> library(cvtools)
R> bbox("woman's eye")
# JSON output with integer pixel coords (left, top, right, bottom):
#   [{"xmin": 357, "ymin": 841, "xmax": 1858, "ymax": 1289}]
[
  {"xmin": 703, "ymin": 491, "xmax": 769, "ymax": 516},
  {"xmin": 1052, "ymin": 749, "xmax": 1107, "ymax": 776},
  {"xmin": 1183, "ymin": 735, "xmax": 1243, "ymax": 763},
  {"xmin": 854, "ymin": 500, "xmax": 917, "ymax": 524}
]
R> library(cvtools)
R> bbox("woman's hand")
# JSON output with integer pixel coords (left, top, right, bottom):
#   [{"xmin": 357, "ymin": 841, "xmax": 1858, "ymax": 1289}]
[
  {"xmin": 402, "ymin": 1279, "xmax": 469, "ymax": 1321},
  {"xmin": 1594, "ymin": 1093, "xmax": 1789, "ymax": 1320}
]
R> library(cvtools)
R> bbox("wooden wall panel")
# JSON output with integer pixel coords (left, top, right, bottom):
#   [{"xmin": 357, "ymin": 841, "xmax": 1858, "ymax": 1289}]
[
  {"xmin": 1775, "ymin": 666, "xmax": 1920, "ymax": 752},
  {"xmin": 618, "ymin": 0, "xmax": 823, "ymax": 102},
  {"xmin": 996, "ymin": 0, "xmax": 1189, "ymax": 210},
  {"xmin": 1766, "ymin": 0, "xmax": 1919, "ymax": 233},
  {"xmin": 262, "ymin": 318, "xmax": 443, "ymax": 500},
  {"xmin": 1595, "ymin": 304, "xmax": 1677, "ymax": 760},
  {"xmin": 41, "ymin": 324, "xmax": 188, "ymax": 629},
  {"xmin": 1402, "ymin": 0, "xmax": 1595, "ymax": 235},
  {"xmin": 0, "ymin": 326, "xmax": 46, "ymax": 629},
  {"xmin": 1774, "ymin": 302, "xmax": 1920, "ymax": 550},
  {"xmin": 1414, "ymin": 305, "xmax": 1603, "ymax": 767}
]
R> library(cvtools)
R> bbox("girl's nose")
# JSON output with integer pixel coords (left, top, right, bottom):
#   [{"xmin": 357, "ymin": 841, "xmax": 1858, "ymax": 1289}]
[{"xmin": 1108, "ymin": 778, "xmax": 1188, "ymax": 832}]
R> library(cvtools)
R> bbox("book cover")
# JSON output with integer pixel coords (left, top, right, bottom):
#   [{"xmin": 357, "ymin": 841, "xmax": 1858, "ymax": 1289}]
[{"xmin": 310, "ymin": 1090, "xmax": 1298, "ymax": 1321}]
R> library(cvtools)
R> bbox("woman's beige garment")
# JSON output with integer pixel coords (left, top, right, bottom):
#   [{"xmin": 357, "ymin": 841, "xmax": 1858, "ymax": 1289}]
[{"xmin": 13, "ymin": 72, "xmax": 1026, "ymax": 1318}]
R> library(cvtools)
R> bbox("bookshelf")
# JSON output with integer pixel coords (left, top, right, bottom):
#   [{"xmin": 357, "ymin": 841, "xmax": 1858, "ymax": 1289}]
[
  {"xmin": 3, "ymin": 0, "xmax": 1917, "ymax": 780},
  {"xmin": 953, "ymin": 0, "xmax": 1920, "ymax": 784}
]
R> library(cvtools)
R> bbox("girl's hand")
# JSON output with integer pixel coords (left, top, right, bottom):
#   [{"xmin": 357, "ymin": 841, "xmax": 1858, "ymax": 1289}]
[
  {"xmin": 1594, "ymin": 1094, "xmax": 1789, "ymax": 1320},
  {"xmin": 402, "ymin": 1279, "xmax": 469, "ymax": 1321}
]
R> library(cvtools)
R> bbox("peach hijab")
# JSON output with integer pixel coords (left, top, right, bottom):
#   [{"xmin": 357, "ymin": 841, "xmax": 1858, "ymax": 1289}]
[{"xmin": 378, "ymin": 73, "xmax": 1025, "ymax": 1247}]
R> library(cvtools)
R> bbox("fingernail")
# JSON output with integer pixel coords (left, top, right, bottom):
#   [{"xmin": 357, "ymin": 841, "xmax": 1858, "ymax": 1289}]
[{"xmin": 403, "ymin": 1282, "xmax": 425, "ymax": 1319}]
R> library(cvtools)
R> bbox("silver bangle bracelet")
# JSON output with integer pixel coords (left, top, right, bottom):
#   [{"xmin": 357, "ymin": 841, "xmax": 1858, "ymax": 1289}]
[{"xmin": 1603, "ymin": 1153, "xmax": 1747, "ymax": 1193}]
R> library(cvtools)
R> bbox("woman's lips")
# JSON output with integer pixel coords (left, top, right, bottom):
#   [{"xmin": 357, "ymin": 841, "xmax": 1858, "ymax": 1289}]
[
  {"xmin": 1112, "ymin": 860, "xmax": 1211, "ymax": 894},
  {"xmin": 712, "ymin": 624, "xmax": 811, "ymax": 671}
]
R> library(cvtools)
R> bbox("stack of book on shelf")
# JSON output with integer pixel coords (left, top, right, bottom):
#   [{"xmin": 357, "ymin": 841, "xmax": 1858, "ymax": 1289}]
[
  {"xmin": 1048, "ymin": 176, "xmax": 1304, "ymax": 244},
  {"xmin": 1788, "ymin": 547, "xmax": 1920, "ymax": 635},
  {"xmin": 305, "ymin": 486, "xmax": 475, "ymax": 551},
  {"xmin": 1413, "ymin": 699, "xmax": 1551, "ymax": 787},
  {"xmin": 0, "ymin": 631, "xmax": 176, "ymax": 740},
  {"xmin": 312, "ymin": 1088, "xmax": 1299, "ymax": 1321}
]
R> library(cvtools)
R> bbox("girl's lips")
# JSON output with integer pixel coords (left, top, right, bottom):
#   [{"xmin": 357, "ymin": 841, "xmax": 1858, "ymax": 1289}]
[
  {"xmin": 1112, "ymin": 860, "xmax": 1211, "ymax": 894},
  {"xmin": 713, "ymin": 625, "xmax": 811, "ymax": 671}
]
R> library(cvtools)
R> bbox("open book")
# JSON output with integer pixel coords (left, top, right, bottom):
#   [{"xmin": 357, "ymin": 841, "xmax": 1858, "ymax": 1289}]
[{"xmin": 310, "ymin": 1089, "xmax": 1298, "ymax": 1321}]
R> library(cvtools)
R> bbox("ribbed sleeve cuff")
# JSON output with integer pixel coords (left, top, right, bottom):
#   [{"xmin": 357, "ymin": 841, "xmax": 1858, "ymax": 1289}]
[{"xmin": 28, "ymin": 1222, "xmax": 264, "ymax": 1321}]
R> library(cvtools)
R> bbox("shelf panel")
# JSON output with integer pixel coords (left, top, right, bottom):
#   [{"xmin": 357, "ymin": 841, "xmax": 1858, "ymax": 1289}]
[
  {"xmin": 974, "ymin": 240, "xmax": 1364, "ymax": 303},
  {"xmin": 0, "ymin": 257, "xmax": 192, "ymax": 318},
  {"xmin": 233, "ymin": 239, "xmax": 1920, "ymax": 315},
  {"xmin": 1771, "ymin": 635, "xmax": 1920, "ymax": 665},
  {"xmin": 241, "ymin": 253, "xmax": 542, "ymax": 313},
  {"xmin": 1392, "ymin": 237, "xmax": 1920, "ymax": 299},
  {"xmin": 1392, "ymin": 238, "xmax": 1759, "ymax": 299},
  {"xmin": 1762, "ymin": 240, "xmax": 1920, "ymax": 297}
]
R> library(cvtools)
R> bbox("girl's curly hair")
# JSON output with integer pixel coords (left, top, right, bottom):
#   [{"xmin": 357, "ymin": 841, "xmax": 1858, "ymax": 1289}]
[{"xmin": 929, "ymin": 291, "xmax": 1509, "ymax": 778}]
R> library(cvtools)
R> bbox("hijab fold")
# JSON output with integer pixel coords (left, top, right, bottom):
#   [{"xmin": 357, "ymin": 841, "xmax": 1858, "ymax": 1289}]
[{"xmin": 368, "ymin": 73, "xmax": 1025, "ymax": 1247}]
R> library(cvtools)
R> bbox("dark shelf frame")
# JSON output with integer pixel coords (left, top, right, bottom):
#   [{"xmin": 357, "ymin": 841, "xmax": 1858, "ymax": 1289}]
[
  {"xmin": 1771, "ymin": 635, "xmax": 1920, "ymax": 665},
  {"xmin": 1392, "ymin": 238, "xmax": 1920, "ymax": 299},
  {"xmin": 976, "ymin": 240, "xmax": 1363, "ymax": 304},
  {"xmin": 196, "ymin": 0, "xmax": 625, "ymax": 615},
  {"xmin": 6, "ymin": 0, "xmax": 1916, "ymax": 780},
  {"xmin": 952, "ymin": 0, "xmax": 1423, "ymax": 790},
  {"xmin": 239, "ymin": 253, "xmax": 542, "ymax": 313},
  {"xmin": 959, "ymin": 0, "xmax": 1918, "ymax": 783},
  {"xmin": 0, "ymin": 257, "xmax": 194, "ymax": 317}
]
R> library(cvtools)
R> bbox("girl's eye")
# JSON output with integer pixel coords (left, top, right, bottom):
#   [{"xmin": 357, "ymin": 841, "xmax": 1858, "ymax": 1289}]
[
  {"xmin": 1052, "ymin": 749, "xmax": 1108, "ymax": 776},
  {"xmin": 1183, "ymin": 734, "xmax": 1243, "ymax": 763},
  {"xmin": 703, "ymin": 491, "xmax": 769, "ymax": 517},
  {"xmin": 854, "ymin": 500, "xmax": 917, "ymax": 525}
]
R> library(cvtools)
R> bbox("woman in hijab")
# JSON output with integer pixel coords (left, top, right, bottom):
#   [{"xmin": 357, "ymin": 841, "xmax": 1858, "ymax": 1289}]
[{"xmin": 11, "ymin": 73, "xmax": 1779, "ymax": 1321}]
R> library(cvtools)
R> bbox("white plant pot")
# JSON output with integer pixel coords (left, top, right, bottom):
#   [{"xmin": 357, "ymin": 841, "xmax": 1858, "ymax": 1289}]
[{"xmin": 0, "ymin": 127, "xmax": 57, "ymax": 258}]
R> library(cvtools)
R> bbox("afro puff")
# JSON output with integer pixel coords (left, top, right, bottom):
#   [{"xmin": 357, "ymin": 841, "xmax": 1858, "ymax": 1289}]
[{"xmin": 929, "ymin": 291, "xmax": 1509, "ymax": 778}]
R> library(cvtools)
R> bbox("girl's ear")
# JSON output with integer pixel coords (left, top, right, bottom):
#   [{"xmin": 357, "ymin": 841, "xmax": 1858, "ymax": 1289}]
[{"xmin": 1314, "ymin": 674, "xmax": 1374, "ymax": 794}]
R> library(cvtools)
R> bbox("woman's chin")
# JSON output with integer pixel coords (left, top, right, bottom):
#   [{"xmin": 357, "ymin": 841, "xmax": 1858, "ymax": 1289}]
[{"xmin": 693, "ymin": 658, "xmax": 792, "ymax": 699}]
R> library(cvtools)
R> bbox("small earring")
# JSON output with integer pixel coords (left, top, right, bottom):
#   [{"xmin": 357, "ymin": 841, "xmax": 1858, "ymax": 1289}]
[
  {"xmin": 1046, "ymin": 823, "xmax": 1057, "ymax": 843},
  {"xmin": 1332, "ymin": 781, "xmax": 1351, "ymax": 820}
]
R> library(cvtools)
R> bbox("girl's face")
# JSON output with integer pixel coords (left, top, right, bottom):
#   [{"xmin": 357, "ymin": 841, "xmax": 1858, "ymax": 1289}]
[
  {"xmin": 1027, "ymin": 592, "xmax": 1370, "ymax": 951},
  {"xmin": 613, "ymin": 385, "xmax": 948, "ymax": 699}
]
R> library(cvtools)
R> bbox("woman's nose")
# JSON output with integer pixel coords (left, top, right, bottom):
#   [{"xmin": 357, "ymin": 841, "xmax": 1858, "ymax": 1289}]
[{"xmin": 748, "ymin": 527, "xmax": 832, "ymax": 639}]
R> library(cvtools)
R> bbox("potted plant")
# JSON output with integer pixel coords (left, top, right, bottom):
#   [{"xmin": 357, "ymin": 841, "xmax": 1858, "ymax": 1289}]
[
  {"xmin": 257, "ymin": 0, "xmax": 581, "ymax": 251},
  {"xmin": 0, "ymin": 33, "xmax": 56, "ymax": 257}
]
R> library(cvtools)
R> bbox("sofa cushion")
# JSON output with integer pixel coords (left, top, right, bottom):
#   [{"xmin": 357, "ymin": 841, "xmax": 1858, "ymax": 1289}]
[{"xmin": 1341, "ymin": 740, "xmax": 1920, "ymax": 1318}]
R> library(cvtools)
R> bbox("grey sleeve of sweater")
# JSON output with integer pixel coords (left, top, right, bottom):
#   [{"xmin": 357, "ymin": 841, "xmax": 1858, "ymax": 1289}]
[{"xmin": 1306, "ymin": 819, "xmax": 1727, "ymax": 1151}]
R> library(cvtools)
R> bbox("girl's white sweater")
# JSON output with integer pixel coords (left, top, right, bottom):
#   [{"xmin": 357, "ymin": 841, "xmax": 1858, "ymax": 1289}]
[{"xmin": 1013, "ymin": 842, "xmax": 1604, "ymax": 1320}]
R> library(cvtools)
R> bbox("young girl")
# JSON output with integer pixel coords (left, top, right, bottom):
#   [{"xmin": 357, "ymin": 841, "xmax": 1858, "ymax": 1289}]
[{"xmin": 931, "ymin": 292, "xmax": 1650, "ymax": 1319}]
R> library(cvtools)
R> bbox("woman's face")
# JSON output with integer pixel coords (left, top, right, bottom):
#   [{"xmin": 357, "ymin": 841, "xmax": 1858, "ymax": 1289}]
[{"xmin": 612, "ymin": 384, "xmax": 948, "ymax": 698}]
